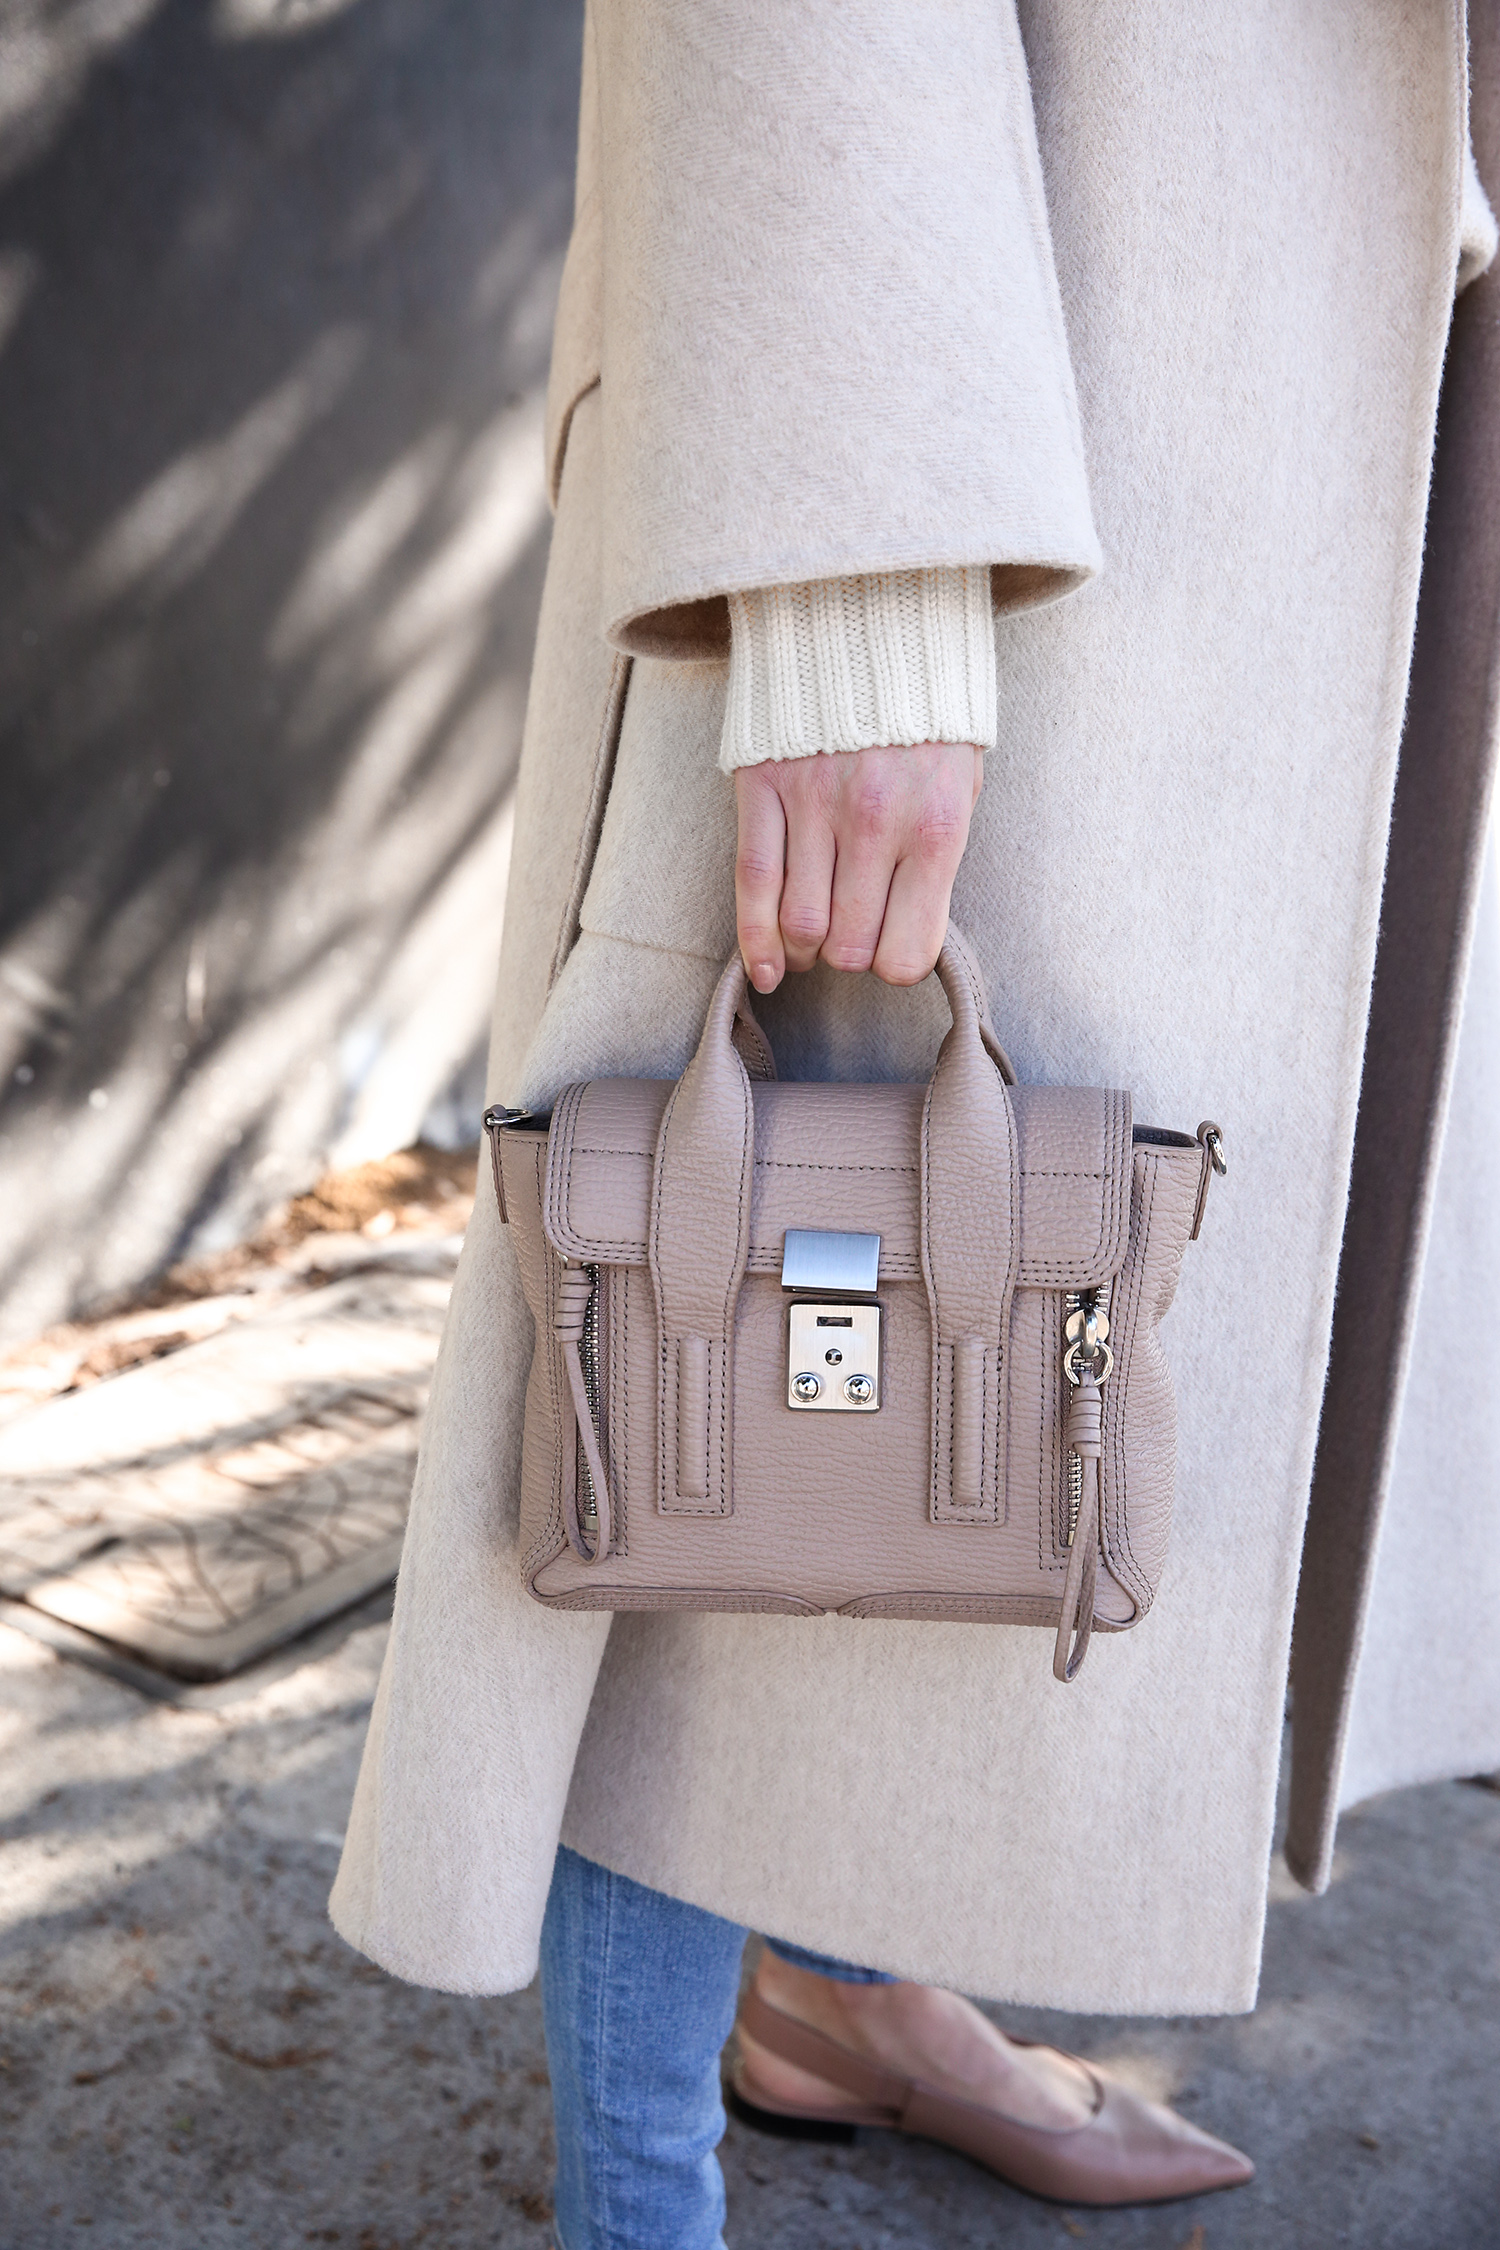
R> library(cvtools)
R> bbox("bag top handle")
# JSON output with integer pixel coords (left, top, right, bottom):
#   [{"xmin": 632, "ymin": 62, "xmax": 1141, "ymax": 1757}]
[
  {"xmin": 721, "ymin": 922, "xmax": 1017, "ymax": 1088},
  {"xmin": 647, "ymin": 923, "xmax": 1021, "ymax": 1519}
]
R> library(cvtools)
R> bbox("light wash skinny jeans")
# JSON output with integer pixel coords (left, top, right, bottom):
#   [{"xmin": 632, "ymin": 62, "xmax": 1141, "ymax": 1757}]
[{"xmin": 540, "ymin": 1844, "xmax": 894, "ymax": 2250}]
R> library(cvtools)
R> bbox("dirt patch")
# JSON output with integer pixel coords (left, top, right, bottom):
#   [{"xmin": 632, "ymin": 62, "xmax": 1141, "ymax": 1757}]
[
  {"xmin": 259, "ymin": 1144, "xmax": 478, "ymax": 1253},
  {"xmin": 0, "ymin": 1145, "xmax": 477, "ymax": 1421}
]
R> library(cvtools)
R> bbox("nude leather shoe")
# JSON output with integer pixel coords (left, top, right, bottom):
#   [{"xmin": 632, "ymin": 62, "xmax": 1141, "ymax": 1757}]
[{"xmin": 729, "ymin": 1986, "xmax": 1254, "ymax": 2207}]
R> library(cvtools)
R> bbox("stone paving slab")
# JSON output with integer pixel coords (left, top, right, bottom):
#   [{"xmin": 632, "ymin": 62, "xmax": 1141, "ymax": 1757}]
[
  {"xmin": 1, "ymin": 1608, "xmax": 1497, "ymax": 2250},
  {"xmin": 0, "ymin": 1265, "xmax": 454, "ymax": 1679}
]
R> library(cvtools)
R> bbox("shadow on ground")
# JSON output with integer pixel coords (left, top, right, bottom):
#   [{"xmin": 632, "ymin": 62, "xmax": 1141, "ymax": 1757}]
[{"xmin": 1, "ymin": 1608, "xmax": 1497, "ymax": 2250}]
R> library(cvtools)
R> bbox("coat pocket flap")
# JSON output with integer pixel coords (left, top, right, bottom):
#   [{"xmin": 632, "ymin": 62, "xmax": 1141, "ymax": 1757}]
[{"xmin": 544, "ymin": 1077, "xmax": 1134, "ymax": 1291}]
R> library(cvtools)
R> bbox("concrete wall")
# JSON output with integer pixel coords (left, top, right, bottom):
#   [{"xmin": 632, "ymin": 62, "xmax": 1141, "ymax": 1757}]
[{"xmin": 0, "ymin": 0, "xmax": 582, "ymax": 1342}]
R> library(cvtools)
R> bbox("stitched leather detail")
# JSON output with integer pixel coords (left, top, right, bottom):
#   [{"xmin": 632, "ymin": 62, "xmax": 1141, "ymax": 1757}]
[
  {"xmin": 607, "ymin": 1265, "xmax": 628, "ymax": 1555},
  {"xmin": 676, "ymin": 1337, "xmax": 710, "ymax": 1498},
  {"xmin": 841, "ymin": 1594, "xmax": 1087, "ymax": 1624},
  {"xmin": 504, "ymin": 936, "xmax": 1206, "ymax": 1660},
  {"xmin": 1028, "ymin": 1289, "xmax": 1069, "ymax": 1572},
  {"xmin": 951, "ymin": 1337, "xmax": 984, "ymax": 1505},
  {"xmin": 547, "ymin": 1079, "xmax": 1132, "ymax": 1287},
  {"xmin": 1107, "ymin": 1155, "xmax": 1155, "ymax": 1603},
  {"xmin": 528, "ymin": 1582, "xmax": 825, "ymax": 1614},
  {"xmin": 921, "ymin": 936, "xmax": 1019, "ymax": 1524},
  {"xmin": 647, "ymin": 959, "xmax": 754, "ymax": 1516},
  {"xmin": 1095, "ymin": 1147, "xmax": 1197, "ymax": 1616},
  {"xmin": 512, "ymin": 1242, "xmax": 1195, "ymax": 1621},
  {"xmin": 500, "ymin": 1133, "xmax": 571, "ymax": 1590}
]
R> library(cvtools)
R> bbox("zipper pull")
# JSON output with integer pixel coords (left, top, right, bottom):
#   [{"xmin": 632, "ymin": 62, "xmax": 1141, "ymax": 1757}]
[
  {"xmin": 557, "ymin": 1263, "xmax": 600, "ymax": 1543},
  {"xmin": 554, "ymin": 1259, "xmax": 613, "ymax": 1564},
  {"xmin": 1062, "ymin": 1295, "xmax": 1112, "ymax": 1545},
  {"xmin": 1191, "ymin": 1120, "xmax": 1228, "ymax": 1241},
  {"xmin": 1056, "ymin": 1292, "xmax": 1110, "ymax": 1682},
  {"xmin": 1065, "ymin": 1365, "xmax": 1104, "ymax": 1497}
]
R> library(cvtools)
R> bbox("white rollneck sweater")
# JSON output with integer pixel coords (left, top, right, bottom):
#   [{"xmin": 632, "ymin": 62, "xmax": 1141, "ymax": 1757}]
[{"xmin": 719, "ymin": 564, "xmax": 997, "ymax": 772}]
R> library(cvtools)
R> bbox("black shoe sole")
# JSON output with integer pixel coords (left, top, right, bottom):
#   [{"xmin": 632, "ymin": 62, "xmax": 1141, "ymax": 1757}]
[{"xmin": 724, "ymin": 2082, "xmax": 858, "ymax": 2144}]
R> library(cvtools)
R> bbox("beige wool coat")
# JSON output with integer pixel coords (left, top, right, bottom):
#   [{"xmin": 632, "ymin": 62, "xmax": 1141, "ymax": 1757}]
[{"xmin": 332, "ymin": 1, "xmax": 1499, "ymax": 2014}]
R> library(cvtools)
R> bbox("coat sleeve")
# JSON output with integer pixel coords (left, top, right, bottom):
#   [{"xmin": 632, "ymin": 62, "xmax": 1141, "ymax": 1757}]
[{"xmin": 585, "ymin": 0, "xmax": 1102, "ymax": 662}]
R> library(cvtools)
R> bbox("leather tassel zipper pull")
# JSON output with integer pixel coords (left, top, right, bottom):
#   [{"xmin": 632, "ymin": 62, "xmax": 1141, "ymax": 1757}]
[
  {"xmin": 554, "ymin": 1261, "xmax": 614, "ymax": 1563},
  {"xmin": 1190, "ymin": 1121, "xmax": 1228, "ymax": 1240},
  {"xmin": 1055, "ymin": 1296, "xmax": 1111, "ymax": 1682}
]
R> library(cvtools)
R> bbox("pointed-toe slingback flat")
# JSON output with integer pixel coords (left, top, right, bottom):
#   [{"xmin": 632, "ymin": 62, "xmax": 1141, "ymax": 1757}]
[{"xmin": 729, "ymin": 1986, "xmax": 1254, "ymax": 2208}]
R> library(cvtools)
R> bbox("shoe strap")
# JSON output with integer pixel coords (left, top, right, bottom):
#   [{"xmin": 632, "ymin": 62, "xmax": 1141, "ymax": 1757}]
[{"xmin": 738, "ymin": 1985, "xmax": 911, "ymax": 2116}]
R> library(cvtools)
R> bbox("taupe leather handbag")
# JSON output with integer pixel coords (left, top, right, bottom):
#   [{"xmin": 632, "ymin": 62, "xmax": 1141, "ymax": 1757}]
[{"xmin": 486, "ymin": 928, "xmax": 1223, "ymax": 1679}]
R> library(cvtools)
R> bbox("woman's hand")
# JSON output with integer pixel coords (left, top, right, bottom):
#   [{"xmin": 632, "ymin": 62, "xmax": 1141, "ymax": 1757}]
[{"xmin": 734, "ymin": 742, "xmax": 983, "ymax": 993}]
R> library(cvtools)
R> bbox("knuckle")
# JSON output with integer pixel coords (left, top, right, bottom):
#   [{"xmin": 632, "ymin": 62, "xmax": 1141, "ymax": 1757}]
[
  {"xmin": 912, "ymin": 786, "xmax": 968, "ymax": 859},
  {"xmin": 780, "ymin": 903, "xmax": 831, "ymax": 950},
  {"xmin": 735, "ymin": 845, "xmax": 784, "ymax": 889},
  {"xmin": 876, "ymin": 951, "xmax": 936, "ymax": 987},
  {"xmin": 823, "ymin": 940, "xmax": 877, "ymax": 974},
  {"xmin": 806, "ymin": 755, "xmax": 842, "ymax": 807},
  {"xmin": 848, "ymin": 774, "xmax": 899, "ymax": 832},
  {"xmin": 778, "ymin": 755, "xmax": 835, "ymax": 818}
]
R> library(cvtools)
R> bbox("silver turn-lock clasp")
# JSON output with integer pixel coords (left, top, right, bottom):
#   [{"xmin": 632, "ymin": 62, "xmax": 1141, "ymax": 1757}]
[{"xmin": 782, "ymin": 1230, "xmax": 883, "ymax": 1412}]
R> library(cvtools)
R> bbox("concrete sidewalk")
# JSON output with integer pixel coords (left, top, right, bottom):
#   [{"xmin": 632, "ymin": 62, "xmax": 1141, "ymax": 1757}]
[{"xmin": 1, "ymin": 1609, "xmax": 1496, "ymax": 2250}]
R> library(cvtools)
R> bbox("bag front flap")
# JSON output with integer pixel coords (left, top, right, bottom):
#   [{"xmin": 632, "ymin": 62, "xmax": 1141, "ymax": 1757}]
[{"xmin": 544, "ymin": 1075, "xmax": 1132, "ymax": 1290}]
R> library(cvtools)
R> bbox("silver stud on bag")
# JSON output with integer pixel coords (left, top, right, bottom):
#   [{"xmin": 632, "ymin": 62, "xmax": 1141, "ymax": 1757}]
[{"xmin": 787, "ymin": 1301, "xmax": 882, "ymax": 1411}]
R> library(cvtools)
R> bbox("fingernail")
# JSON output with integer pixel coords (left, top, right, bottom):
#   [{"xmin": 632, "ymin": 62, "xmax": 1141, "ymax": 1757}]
[{"xmin": 751, "ymin": 962, "xmax": 778, "ymax": 993}]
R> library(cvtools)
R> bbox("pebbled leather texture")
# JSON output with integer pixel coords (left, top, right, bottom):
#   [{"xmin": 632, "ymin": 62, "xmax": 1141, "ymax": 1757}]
[
  {"xmin": 920, "ymin": 930, "xmax": 1019, "ymax": 1526},
  {"xmin": 646, "ymin": 959, "xmax": 754, "ymax": 1516},
  {"xmin": 500, "ymin": 928, "xmax": 1205, "ymax": 1671},
  {"xmin": 546, "ymin": 1077, "xmax": 1133, "ymax": 1288}
]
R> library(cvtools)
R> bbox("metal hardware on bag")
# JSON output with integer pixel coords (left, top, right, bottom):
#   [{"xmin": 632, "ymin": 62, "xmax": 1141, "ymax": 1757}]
[
  {"xmin": 578, "ymin": 1260, "xmax": 602, "ymax": 1540},
  {"xmin": 781, "ymin": 1229, "xmax": 881, "ymax": 1294},
  {"xmin": 557, "ymin": 1257, "xmax": 603, "ymax": 1541},
  {"xmin": 505, "ymin": 927, "xmax": 1207, "ymax": 1682},
  {"xmin": 483, "ymin": 1102, "xmax": 553, "ymax": 1144},
  {"xmin": 1190, "ymin": 1120, "xmax": 1228, "ymax": 1241},
  {"xmin": 787, "ymin": 1301, "xmax": 882, "ymax": 1411},
  {"xmin": 1063, "ymin": 1298, "xmax": 1113, "ymax": 1386},
  {"xmin": 484, "ymin": 1105, "xmax": 552, "ymax": 1229},
  {"xmin": 1062, "ymin": 1287, "xmax": 1111, "ymax": 1546}
]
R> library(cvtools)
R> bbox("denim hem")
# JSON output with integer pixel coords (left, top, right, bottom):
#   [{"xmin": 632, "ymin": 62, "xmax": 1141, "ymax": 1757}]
[{"xmin": 761, "ymin": 1938, "xmax": 897, "ymax": 1985}]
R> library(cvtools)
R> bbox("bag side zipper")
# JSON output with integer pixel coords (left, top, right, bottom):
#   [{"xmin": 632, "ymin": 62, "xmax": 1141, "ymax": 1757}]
[
  {"xmin": 1062, "ymin": 1285, "xmax": 1111, "ymax": 1549},
  {"xmin": 1056, "ymin": 1286, "xmax": 1112, "ymax": 1679},
  {"xmin": 578, "ymin": 1264, "xmax": 602, "ymax": 1544}
]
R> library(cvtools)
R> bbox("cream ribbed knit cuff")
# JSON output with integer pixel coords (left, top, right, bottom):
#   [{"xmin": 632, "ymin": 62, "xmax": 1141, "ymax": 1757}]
[{"xmin": 718, "ymin": 566, "xmax": 997, "ymax": 772}]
